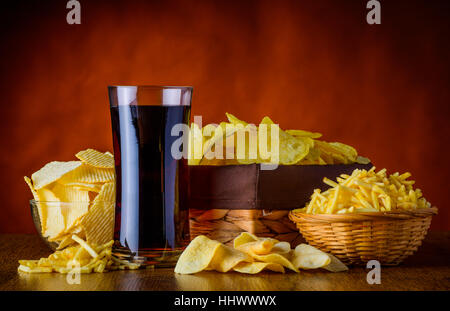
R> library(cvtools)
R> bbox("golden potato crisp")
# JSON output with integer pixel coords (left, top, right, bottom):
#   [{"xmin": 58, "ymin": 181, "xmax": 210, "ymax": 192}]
[
  {"xmin": 176, "ymin": 233, "xmax": 347, "ymax": 274},
  {"xmin": 59, "ymin": 164, "xmax": 115, "ymax": 184},
  {"xmin": 76, "ymin": 149, "xmax": 114, "ymax": 168},
  {"xmin": 233, "ymin": 262, "xmax": 285, "ymax": 274},
  {"xmin": 292, "ymin": 244, "xmax": 348, "ymax": 272},
  {"xmin": 175, "ymin": 235, "xmax": 222, "ymax": 274},
  {"xmin": 31, "ymin": 161, "xmax": 82, "ymax": 189},
  {"xmin": 208, "ymin": 244, "xmax": 252, "ymax": 273},
  {"xmin": 24, "ymin": 149, "xmax": 116, "ymax": 250}
]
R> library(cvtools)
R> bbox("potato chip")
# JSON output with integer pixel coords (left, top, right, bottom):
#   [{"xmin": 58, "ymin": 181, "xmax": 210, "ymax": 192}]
[
  {"xmin": 233, "ymin": 232, "xmax": 259, "ymax": 248},
  {"xmin": 226, "ymin": 112, "xmax": 248, "ymax": 126},
  {"xmin": 48, "ymin": 183, "xmax": 90, "ymax": 234},
  {"xmin": 250, "ymin": 252, "xmax": 298, "ymax": 272},
  {"xmin": 329, "ymin": 142, "xmax": 358, "ymax": 162},
  {"xmin": 233, "ymin": 262, "xmax": 285, "ymax": 274},
  {"xmin": 82, "ymin": 201, "xmax": 115, "ymax": 245},
  {"xmin": 286, "ymin": 129, "xmax": 322, "ymax": 139},
  {"xmin": 50, "ymin": 183, "xmax": 90, "ymax": 202},
  {"xmin": 356, "ymin": 155, "xmax": 371, "ymax": 164},
  {"xmin": 292, "ymin": 244, "xmax": 348, "ymax": 272},
  {"xmin": 291, "ymin": 244, "xmax": 331, "ymax": 269},
  {"xmin": 314, "ymin": 141, "xmax": 349, "ymax": 164},
  {"xmin": 42, "ymin": 200, "xmax": 65, "ymax": 239},
  {"xmin": 25, "ymin": 176, "xmax": 47, "ymax": 231},
  {"xmin": 203, "ymin": 122, "xmax": 238, "ymax": 159},
  {"xmin": 208, "ymin": 244, "xmax": 252, "ymax": 273},
  {"xmin": 31, "ymin": 161, "xmax": 82, "ymax": 189},
  {"xmin": 76, "ymin": 149, "xmax": 114, "ymax": 168},
  {"xmin": 24, "ymin": 176, "xmax": 38, "ymax": 200},
  {"xmin": 188, "ymin": 123, "xmax": 203, "ymax": 165},
  {"xmin": 272, "ymin": 241, "xmax": 291, "ymax": 255},
  {"xmin": 59, "ymin": 164, "xmax": 115, "ymax": 184},
  {"xmin": 175, "ymin": 235, "xmax": 222, "ymax": 274},
  {"xmin": 323, "ymin": 254, "xmax": 349, "ymax": 272},
  {"xmin": 236, "ymin": 240, "xmax": 274, "ymax": 255},
  {"xmin": 80, "ymin": 182, "xmax": 115, "ymax": 245},
  {"xmin": 260, "ymin": 116, "xmax": 310, "ymax": 165},
  {"xmin": 58, "ymin": 182, "xmax": 102, "ymax": 193}
]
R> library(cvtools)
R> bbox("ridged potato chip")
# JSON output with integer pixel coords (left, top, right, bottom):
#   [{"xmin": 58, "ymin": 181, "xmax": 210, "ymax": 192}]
[
  {"xmin": 31, "ymin": 161, "xmax": 82, "ymax": 189},
  {"xmin": 58, "ymin": 182, "xmax": 102, "ymax": 193},
  {"xmin": 42, "ymin": 202, "xmax": 65, "ymax": 239},
  {"xmin": 24, "ymin": 149, "xmax": 116, "ymax": 248},
  {"xmin": 80, "ymin": 182, "xmax": 115, "ymax": 244},
  {"xmin": 76, "ymin": 149, "xmax": 114, "ymax": 168},
  {"xmin": 59, "ymin": 164, "xmax": 115, "ymax": 184}
]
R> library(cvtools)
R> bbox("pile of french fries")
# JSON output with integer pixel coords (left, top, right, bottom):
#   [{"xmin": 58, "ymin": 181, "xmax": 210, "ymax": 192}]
[{"xmin": 301, "ymin": 167, "xmax": 432, "ymax": 214}]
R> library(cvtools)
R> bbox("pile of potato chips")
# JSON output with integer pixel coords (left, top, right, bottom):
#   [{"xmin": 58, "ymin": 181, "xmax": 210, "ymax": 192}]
[
  {"xmin": 175, "ymin": 232, "xmax": 347, "ymax": 274},
  {"xmin": 24, "ymin": 149, "xmax": 116, "ymax": 249},
  {"xmin": 188, "ymin": 113, "xmax": 370, "ymax": 166},
  {"xmin": 18, "ymin": 234, "xmax": 139, "ymax": 273},
  {"xmin": 297, "ymin": 167, "xmax": 432, "ymax": 214}
]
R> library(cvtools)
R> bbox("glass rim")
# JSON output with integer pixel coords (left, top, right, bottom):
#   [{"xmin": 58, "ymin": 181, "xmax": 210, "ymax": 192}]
[
  {"xmin": 30, "ymin": 199, "xmax": 112, "ymax": 204},
  {"xmin": 108, "ymin": 85, "xmax": 193, "ymax": 90}
]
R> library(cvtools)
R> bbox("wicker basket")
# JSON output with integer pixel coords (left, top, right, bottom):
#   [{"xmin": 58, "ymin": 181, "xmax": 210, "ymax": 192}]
[{"xmin": 288, "ymin": 207, "xmax": 438, "ymax": 266}]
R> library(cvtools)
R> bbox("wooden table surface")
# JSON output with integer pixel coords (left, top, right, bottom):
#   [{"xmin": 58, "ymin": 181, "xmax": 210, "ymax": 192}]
[{"xmin": 0, "ymin": 232, "xmax": 449, "ymax": 291}]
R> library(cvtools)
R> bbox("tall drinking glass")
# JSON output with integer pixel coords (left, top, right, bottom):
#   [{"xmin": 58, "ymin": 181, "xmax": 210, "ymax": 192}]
[{"xmin": 108, "ymin": 86, "xmax": 192, "ymax": 267}]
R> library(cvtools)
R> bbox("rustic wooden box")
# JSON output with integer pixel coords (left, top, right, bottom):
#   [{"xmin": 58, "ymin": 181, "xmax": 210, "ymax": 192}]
[{"xmin": 188, "ymin": 163, "xmax": 372, "ymax": 246}]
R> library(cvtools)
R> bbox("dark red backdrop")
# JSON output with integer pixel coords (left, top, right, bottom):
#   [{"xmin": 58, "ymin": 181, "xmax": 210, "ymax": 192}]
[{"xmin": 0, "ymin": 0, "xmax": 449, "ymax": 233}]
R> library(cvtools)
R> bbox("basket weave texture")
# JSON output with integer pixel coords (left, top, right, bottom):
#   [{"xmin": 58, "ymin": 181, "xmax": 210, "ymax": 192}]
[{"xmin": 289, "ymin": 207, "xmax": 438, "ymax": 265}]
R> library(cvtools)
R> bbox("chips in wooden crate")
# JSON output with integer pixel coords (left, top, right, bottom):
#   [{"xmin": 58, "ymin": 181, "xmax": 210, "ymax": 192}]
[{"xmin": 188, "ymin": 112, "xmax": 370, "ymax": 166}]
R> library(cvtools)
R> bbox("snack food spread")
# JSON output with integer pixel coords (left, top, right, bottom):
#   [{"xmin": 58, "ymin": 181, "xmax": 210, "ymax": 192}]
[{"xmin": 19, "ymin": 114, "xmax": 437, "ymax": 274}]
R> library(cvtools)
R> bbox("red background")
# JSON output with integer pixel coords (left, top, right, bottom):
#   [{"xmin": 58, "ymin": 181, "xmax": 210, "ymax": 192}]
[{"xmin": 0, "ymin": 0, "xmax": 449, "ymax": 233}]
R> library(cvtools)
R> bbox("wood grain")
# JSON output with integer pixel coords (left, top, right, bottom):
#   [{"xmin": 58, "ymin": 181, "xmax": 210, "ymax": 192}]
[{"xmin": 0, "ymin": 232, "xmax": 449, "ymax": 291}]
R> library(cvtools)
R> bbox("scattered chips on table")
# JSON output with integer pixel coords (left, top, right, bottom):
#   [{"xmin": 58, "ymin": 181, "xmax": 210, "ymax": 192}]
[
  {"xmin": 24, "ymin": 149, "xmax": 116, "ymax": 246},
  {"xmin": 296, "ymin": 167, "xmax": 432, "ymax": 214},
  {"xmin": 174, "ymin": 232, "xmax": 348, "ymax": 274},
  {"xmin": 188, "ymin": 113, "xmax": 370, "ymax": 166},
  {"xmin": 18, "ymin": 235, "xmax": 139, "ymax": 274}
]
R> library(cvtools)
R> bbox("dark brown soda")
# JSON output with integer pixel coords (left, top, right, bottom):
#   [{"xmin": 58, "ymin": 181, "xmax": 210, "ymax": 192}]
[{"xmin": 110, "ymin": 105, "xmax": 190, "ymax": 258}]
